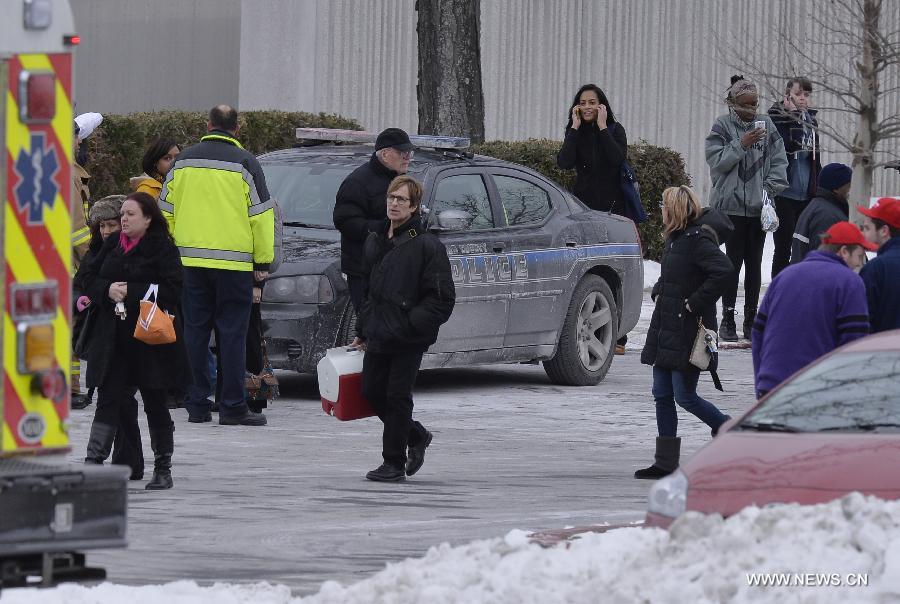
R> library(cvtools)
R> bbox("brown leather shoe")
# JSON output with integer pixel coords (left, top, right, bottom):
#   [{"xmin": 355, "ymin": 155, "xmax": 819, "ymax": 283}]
[{"xmin": 615, "ymin": 344, "xmax": 626, "ymax": 355}]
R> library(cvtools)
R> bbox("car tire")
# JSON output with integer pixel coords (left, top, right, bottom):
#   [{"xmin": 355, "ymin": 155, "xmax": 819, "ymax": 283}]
[
  {"xmin": 543, "ymin": 275, "xmax": 617, "ymax": 386},
  {"xmin": 336, "ymin": 301, "xmax": 358, "ymax": 348}
]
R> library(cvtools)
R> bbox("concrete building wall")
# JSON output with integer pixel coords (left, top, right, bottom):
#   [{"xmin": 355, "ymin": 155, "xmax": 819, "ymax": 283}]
[
  {"xmin": 74, "ymin": 0, "xmax": 899, "ymax": 199},
  {"xmin": 71, "ymin": 0, "xmax": 241, "ymax": 113}
]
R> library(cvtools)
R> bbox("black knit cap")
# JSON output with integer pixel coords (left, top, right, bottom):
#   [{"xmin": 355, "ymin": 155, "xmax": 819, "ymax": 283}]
[{"xmin": 375, "ymin": 128, "xmax": 413, "ymax": 151}]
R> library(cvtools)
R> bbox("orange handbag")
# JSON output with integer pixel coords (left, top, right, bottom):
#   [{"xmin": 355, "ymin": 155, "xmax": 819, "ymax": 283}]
[{"xmin": 133, "ymin": 284, "xmax": 176, "ymax": 345}]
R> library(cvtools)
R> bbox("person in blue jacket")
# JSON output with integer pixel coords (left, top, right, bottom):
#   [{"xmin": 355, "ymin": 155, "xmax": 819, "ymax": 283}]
[{"xmin": 859, "ymin": 197, "xmax": 900, "ymax": 333}]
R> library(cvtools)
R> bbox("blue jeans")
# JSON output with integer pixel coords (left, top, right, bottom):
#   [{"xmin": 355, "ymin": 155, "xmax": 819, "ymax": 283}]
[
  {"xmin": 183, "ymin": 267, "xmax": 253, "ymax": 418},
  {"xmin": 652, "ymin": 366, "xmax": 727, "ymax": 437}
]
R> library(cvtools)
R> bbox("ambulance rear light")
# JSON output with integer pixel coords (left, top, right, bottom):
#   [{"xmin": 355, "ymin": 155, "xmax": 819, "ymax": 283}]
[
  {"xmin": 296, "ymin": 128, "xmax": 470, "ymax": 150},
  {"xmin": 64, "ymin": 34, "xmax": 81, "ymax": 46},
  {"xmin": 18, "ymin": 323, "xmax": 55, "ymax": 374},
  {"xmin": 11, "ymin": 282, "xmax": 58, "ymax": 322},
  {"xmin": 19, "ymin": 70, "xmax": 56, "ymax": 123}
]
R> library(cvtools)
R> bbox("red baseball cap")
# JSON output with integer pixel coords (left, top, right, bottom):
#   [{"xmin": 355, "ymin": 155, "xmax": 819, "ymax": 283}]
[
  {"xmin": 858, "ymin": 197, "xmax": 900, "ymax": 229},
  {"xmin": 821, "ymin": 221, "xmax": 878, "ymax": 251}
]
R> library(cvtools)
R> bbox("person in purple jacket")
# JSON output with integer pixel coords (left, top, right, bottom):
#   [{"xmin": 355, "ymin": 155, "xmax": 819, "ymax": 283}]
[{"xmin": 752, "ymin": 222, "xmax": 876, "ymax": 398}]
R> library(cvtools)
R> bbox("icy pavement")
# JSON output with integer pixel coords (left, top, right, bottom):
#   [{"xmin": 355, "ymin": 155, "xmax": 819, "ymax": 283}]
[
  {"xmin": 2, "ymin": 255, "xmax": 772, "ymax": 600},
  {"xmin": 6, "ymin": 493, "xmax": 899, "ymax": 603}
]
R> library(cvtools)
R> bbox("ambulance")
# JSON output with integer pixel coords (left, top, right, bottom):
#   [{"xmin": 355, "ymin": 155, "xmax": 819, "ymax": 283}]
[{"xmin": 1, "ymin": 0, "xmax": 127, "ymax": 589}]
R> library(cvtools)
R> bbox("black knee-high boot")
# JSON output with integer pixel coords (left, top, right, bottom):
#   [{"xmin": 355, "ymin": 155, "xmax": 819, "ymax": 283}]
[
  {"xmin": 84, "ymin": 422, "xmax": 117, "ymax": 464},
  {"xmin": 145, "ymin": 423, "xmax": 174, "ymax": 490}
]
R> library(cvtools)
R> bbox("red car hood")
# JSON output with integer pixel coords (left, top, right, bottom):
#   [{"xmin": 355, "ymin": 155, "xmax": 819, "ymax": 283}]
[{"xmin": 682, "ymin": 432, "xmax": 900, "ymax": 517}]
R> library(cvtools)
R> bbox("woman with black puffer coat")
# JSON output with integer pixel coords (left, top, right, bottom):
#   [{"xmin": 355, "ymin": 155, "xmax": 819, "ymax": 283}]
[
  {"xmin": 636, "ymin": 186, "xmax": 734, "ymax": 480},
  {"xmin": 81, "ymin": 192, "xmax": 191, "ymax": 490}
]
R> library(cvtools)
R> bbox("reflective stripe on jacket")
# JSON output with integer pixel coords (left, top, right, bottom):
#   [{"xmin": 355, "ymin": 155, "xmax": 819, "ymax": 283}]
[{"xmin": 158, "ymin": 132, "xmax": 274, "ymax": 272}]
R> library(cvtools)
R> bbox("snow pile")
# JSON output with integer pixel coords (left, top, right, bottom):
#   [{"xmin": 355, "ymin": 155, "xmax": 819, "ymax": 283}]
[
  {"xmin": 4, "ymin": 493, "xmax": 899, "ymax": 604},
  {"xmin": 302, "ymin": 493, "xmax": 900, "ymax": 603}
]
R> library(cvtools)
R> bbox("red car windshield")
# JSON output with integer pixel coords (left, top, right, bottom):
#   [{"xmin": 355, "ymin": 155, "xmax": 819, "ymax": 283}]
[{"xmin": 743, "ymin": 351, "xmax": 900, "ymax": 432}]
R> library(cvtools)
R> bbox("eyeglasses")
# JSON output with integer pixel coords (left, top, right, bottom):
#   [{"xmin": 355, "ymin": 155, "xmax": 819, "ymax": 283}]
[
  {"xmin": 387, "ymin": 194, "xmax": 411, "ymax": 206},
  {"xmin": 392, "ymin": 148, "xmax": 414, "ymax": 159}
]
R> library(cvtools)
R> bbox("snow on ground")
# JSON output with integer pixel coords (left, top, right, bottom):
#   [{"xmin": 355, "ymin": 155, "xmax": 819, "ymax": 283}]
[
  {"xmin": 644, "ymin": 234, "xmax": 776, "ymax": 291},
  {"xmin": 6, "ymin": 493, "xmax": 900, "ymax": 604}
]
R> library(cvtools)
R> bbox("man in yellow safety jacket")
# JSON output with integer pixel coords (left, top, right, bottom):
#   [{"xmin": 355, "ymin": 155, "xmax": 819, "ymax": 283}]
[{"xmin": 158, "ymin": 105, "xmax": 274, "ymax": 426}]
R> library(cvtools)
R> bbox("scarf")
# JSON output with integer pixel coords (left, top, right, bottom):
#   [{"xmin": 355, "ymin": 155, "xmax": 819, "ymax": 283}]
[{"xmin": 118, "ymin": 231, "xmax": 142, "ymax": 254}]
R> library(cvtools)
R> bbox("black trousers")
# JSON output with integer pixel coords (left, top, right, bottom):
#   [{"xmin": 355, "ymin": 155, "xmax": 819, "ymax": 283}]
[
  {"xmin": 94, "ymin": 325, "xmax": 172, "ymax": 434},
  {"xmin": 110, "ymin": 388, "xmax": 144, "ymax": 475},
  {"xmin": 362, "ymin": 350, "xmax": 428, "ymax": 467},
  {"xmin": 347, "ymin": 274, "xmax": 365, "ymax": 317},
  {"xmin": 183, "ymin": 267, "xmax": 253, "ymax": 418},
  {"xmin": 722, "ymin": 215, "xmax": 766, "ymax": 312},
  {"xmin": 771, "ymin": 197, "xmax": 810, "ymax": 278}
]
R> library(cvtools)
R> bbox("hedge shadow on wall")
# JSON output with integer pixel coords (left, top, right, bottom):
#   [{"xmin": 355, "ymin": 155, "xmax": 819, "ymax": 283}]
[{"xmin": 473, "ymin": 139, "xmax": 691, "ymax": 261}]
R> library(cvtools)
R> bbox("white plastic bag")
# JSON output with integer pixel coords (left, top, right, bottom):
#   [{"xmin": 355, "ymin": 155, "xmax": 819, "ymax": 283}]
[{"xmin": 761, "ymin": 190, "xmax": 779, "ymax": 232}]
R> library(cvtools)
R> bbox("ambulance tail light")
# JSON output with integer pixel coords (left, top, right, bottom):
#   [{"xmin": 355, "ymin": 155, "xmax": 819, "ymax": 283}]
[
  {"xmin": 18, "ymin": 323, "xmax": 55, "ymax": 374},
  {"xmin": 19, "ymin": 70, "xmax": 57, "ymax": 123},
  {"xmin": 12, "ymin": 282, "xmax": 59, "ymax": 320}
]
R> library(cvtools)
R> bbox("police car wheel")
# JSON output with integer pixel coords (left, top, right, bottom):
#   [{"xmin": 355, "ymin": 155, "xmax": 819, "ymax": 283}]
[{"xmin": 543, "ymin": 275, "xmax": 617, "ymax": 386}]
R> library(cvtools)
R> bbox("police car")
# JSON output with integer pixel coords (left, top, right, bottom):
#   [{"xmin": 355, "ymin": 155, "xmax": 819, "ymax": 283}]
[{"xmin": 259, "ymin": 129, "xmax": 642, "ymax": 386}]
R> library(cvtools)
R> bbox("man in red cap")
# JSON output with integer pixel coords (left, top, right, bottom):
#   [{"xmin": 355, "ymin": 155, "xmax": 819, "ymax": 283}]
[
  {"xmin": 859, "ymin": 197, "xmax": 900, "ymax": 332},
  {"xmin": 752, "ymin": 221, "xmax": 876, "ymax": 398}
]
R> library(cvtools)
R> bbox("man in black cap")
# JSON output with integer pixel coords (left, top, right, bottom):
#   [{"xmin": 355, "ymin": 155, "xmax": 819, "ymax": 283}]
[{"xmin": 333, "ymin": 127, "xmax": 414, "ymax": 327}]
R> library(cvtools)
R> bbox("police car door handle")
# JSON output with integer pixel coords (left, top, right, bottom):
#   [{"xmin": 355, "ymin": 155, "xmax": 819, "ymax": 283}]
[
  {"xmin": 565, "ymin": 239, "xmax": 578, "ymax": 247},
  {"xmin": 492, "ymin": 242, "xmax": 505, "ymax": 252}
]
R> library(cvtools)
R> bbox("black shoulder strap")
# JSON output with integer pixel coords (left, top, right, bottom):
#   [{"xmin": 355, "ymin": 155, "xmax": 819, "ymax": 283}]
[
  {"xmin": 391, "ymin": 227, "xmax": 419, "ymax": 248},
  {"xmin": 710, "ymin": 369, "xmax": 723, "ymax": 391}
]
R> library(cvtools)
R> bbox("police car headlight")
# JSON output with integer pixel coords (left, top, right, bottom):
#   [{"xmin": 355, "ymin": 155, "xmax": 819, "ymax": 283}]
[
  {"xmin": 647, "ymin": 469, "xmax": 688, "ymax": 518},
  {"xmin": 263, "ymin": 275, "xmax": 333, "ymax": 304}
]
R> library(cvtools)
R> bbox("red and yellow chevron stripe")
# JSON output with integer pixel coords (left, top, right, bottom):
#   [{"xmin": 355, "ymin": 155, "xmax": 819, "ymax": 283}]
[{"xmin": 2, "ymin": 52, "xmax": 73, "ymax": 455}]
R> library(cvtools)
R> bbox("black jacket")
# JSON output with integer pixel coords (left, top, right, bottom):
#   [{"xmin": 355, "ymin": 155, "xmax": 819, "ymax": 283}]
[
  {"xmin": 333, "ymin": 154, "xmax": 399, "ymax": 277},
  {"xmin": 790, "ymin": 188, "xmax": 849, "ymax": 264},
  {"xmin": 81, "ymin": 232, "xmax": 191, "ymax": 389},
  {"xmin": 358, "ymin": 215, "xmax": 456, "ymax": 353},
  {"xmin": 641, "ymin": 209, "xmax": 734, "ymax": 370},
  {"xmin": 71, "ymin": 234, "xmax": 103, "ymax": 349},
  {"xmin": 557, "ymin": 121, "xmax": 628, "ymax": 213},
  {"xmin": 767, "ymin": 103, "xmax": 821, "ymax": 200}
]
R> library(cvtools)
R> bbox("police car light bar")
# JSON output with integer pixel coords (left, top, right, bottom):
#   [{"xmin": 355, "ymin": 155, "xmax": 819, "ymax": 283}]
[{"xmin": 295, "ymin": 128, "xmax": 470, "ymax": 150}]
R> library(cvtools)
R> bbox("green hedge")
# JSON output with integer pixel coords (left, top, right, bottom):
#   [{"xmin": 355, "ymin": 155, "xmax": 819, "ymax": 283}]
[
  {"xmin": 86, "ymin": 112, "xmax": 687, "ymax": 260},
  {"xmin": 85, "ymin": 110, "xmax": 361, "ymax": 201},
  {"xmin": 473, "ymin": 139, "xmax": 690, "ymax": 260}
]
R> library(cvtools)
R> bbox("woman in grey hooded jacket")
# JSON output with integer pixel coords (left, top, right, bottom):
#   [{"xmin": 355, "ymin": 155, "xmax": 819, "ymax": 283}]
[{"xmin": 705, "ymin": 76, "xmax": 788, "ymax": 342}]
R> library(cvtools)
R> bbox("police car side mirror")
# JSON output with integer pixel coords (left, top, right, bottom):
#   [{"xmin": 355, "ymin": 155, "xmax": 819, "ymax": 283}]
[{"xmin": 436, "ymin": 209, "xmax": 471, "ymax": 231}]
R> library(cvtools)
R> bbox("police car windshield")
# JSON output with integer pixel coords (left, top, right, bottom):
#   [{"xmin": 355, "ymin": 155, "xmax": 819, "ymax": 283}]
[
  {"xmin": 263, "ymin": 163, "xmax": 356, "ymax": 228},
  {"xmin": 744, "ymin": 351, "xmax": 900, "ymax": 432}
]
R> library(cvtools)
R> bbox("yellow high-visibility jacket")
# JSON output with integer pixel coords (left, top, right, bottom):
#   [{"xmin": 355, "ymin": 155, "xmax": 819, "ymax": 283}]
[
  {"xmin": 158, "ymin": 132, "xmax": 275, "ymax": 272},
  {"xmin": 71, "ymin": 162, "xmax": 91, "ymax": 269}
]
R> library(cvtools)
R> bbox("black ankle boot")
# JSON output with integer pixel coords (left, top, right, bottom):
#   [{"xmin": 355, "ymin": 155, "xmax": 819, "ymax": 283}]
[
  {"xmin": 634, "ymin": 437, "xmax": 681, "ymax": 480},
  {"xmin": 146, "ymin": 423, "xmax": 174, "ymax": 490},
  {"xmin": 743, "ymin": 307, "xmax": 757, "ymax": 340},
  {"xmin": 84, "ymin": 422, "xmax": 117, "ymax": 464},
  {"xmin": 719, "ymin": 308, "xmax": 738, "ymax": 342}
]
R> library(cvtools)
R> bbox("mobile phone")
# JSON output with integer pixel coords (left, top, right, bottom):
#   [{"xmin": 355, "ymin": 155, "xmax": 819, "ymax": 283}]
[
  {"xmin": 575, "ymin": 106, "xmax": 582, "ymax": 117},
  {"xmin": 754, "ymin": 120, "xmax": 766, "ymax": 131}
]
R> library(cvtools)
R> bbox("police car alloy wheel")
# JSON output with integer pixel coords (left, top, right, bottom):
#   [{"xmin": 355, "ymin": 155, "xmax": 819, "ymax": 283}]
[{"xmin": 543, "ymin": 275, "xmax": 618, "ymax": 386}]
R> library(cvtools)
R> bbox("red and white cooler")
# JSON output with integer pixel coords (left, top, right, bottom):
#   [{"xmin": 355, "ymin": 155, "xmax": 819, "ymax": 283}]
[{"xmin": 317, "ymin": 347, "xmax": 375, "ymax": 421}]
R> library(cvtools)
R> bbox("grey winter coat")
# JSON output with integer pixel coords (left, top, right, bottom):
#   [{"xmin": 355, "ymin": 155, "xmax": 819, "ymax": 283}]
[{"xmin": 705, "ymin": 113, "xmax": 788, "ymax": 217}]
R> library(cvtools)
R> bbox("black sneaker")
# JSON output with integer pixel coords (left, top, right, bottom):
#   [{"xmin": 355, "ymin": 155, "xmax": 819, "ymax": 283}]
[
  {"xmin": 366, "ymin": 463, "xmax": 405, "ymax": 482},
  {"xmin": 405, "ymin": 431, "xmax": 433, "ymax": 476},
  {"xmin": 219, "ymin": 411, "xmax": 267, "ymax": 426},
  {"xmin": 71, "ymin": 393, "xmax": 92, "ymax": 410},
  {"xmin": 188, "ymin": 412, "xmax": 212, "ymax": 423},
  {"xmin": 634, "ymin": 464, "xmax": 673, "ymax": 480}
]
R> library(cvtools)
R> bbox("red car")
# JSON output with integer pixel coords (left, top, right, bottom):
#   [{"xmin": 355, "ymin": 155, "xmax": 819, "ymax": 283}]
[{"xmin": 645, "ymin": 329, "xmax": 900, "ymax": 529}]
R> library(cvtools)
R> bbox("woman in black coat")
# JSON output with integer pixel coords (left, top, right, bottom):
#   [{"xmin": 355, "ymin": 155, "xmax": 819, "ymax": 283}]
[
  {"xmin": 81, "ymin": 192, "xmax": 191, "ymax": 490},
  {"xmin": 636, "ymin": 186, "xmax": 734, "ymax": 480},
  {"xmin": 558, "ymin": 83, "xmax": 630, "ymax": 353},
  {"xmin": 353, "ymin": 175, "xmax": 456, "ymax": 482}
]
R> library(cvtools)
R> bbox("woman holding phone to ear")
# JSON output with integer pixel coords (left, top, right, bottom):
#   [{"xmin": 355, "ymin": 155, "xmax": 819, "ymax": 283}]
[{"xmin": 558, "ymin": 83, "xmax": 630, "ymax": 353}]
